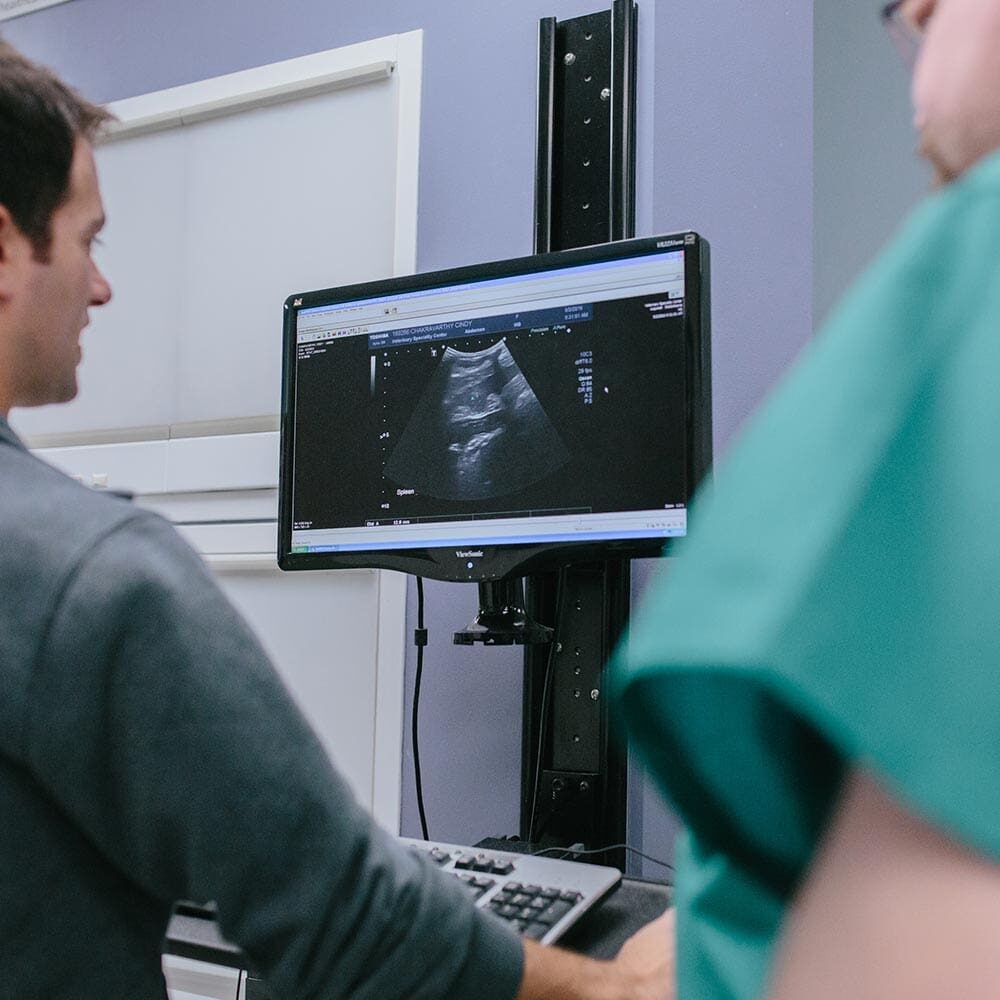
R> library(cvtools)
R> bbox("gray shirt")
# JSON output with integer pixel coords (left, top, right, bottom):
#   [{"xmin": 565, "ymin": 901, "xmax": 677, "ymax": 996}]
[{"xmin": 0, "ymin": 417, "xmax": 522, "ymax": 999}]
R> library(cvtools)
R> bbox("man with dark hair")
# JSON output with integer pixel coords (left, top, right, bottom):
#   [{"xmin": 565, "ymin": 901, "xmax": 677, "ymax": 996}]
[{"xmin": 0, "ymin": 40, "xmax": 671, "ymax": 1000}]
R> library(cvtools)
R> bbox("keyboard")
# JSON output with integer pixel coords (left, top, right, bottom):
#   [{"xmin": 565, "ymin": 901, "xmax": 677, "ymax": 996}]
[{"xmin": 401, "ymin": 837, "xmax": 621, "ymax": 945}]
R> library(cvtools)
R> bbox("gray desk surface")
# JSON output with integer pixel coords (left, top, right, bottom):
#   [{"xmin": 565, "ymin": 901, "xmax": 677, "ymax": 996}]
[
  {"xmin": 165, "ymin": 876, "xmax": 673, "ymax": 980},
  {"xmin": 559, "ymin": 876, "xmax": 673, "ymax": 960}
]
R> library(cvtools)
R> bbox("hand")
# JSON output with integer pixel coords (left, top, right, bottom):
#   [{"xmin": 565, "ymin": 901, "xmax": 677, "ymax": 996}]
[
  {"xmin": 610, "ymin": 908, "xmax": 676, "ymax": 1000},
  {"xmin": 517, "ymin": 906, "xmax": 676, "ymax": 1000}
]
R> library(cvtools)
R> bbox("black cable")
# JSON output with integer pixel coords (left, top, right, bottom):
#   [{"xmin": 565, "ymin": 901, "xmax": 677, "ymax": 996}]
[
  {"xmin": 531, "ymin": 842, "xmax": 675, "ymax": 873},
  {"xmin": 526, "ymin": 569, "xmax": 566, "ymax": 843},
  {"xmin": 411, "ymin": 576, "xmax": 429, "ymax": 841}
]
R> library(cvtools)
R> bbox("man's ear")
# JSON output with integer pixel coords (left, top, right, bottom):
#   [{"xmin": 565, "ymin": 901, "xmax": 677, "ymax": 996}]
[{"xmin": 0, "ymin": 205, "xmax": 29, "ymax": 302}]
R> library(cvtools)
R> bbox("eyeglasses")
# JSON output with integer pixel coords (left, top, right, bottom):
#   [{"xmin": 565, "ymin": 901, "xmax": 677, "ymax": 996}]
[{"xmin": 881, "ymin": 0, "xmax": 924, "ymax": 70}]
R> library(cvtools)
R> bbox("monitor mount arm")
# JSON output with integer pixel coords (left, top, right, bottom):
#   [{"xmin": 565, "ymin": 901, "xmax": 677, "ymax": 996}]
[{"xmin": 453, "ymin": 578, "xmax": 554, "ymax": 645}]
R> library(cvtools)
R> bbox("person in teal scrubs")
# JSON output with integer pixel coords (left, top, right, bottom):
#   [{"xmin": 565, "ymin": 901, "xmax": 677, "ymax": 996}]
[{"xmin": 613, "ymin": 1, "xmax": 1000, "ymax": 997}]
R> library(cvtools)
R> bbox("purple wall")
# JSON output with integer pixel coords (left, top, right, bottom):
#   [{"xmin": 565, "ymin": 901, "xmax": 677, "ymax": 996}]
[
  {"xmin": 3, "ymin": 0, "xmax": 813, "ymax": 873},
  {"xmin": 3, "ymin": 0, "xmax": 649, "ymax": 273}
]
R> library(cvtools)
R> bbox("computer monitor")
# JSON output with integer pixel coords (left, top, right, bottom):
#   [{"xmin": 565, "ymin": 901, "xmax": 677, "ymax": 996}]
[{"xmin": 278, "ymin": 232, "xmax": 711, "ymax": 584}]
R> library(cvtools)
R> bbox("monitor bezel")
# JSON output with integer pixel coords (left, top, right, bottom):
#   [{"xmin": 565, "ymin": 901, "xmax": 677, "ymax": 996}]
[{"xmin": 278, "ymin": 232, "xmax": 711, "ymax": 582}]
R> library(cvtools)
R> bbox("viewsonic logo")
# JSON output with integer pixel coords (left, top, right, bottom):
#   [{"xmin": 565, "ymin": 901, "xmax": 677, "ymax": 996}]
[{"xmin": 456, "ymin": 550, "xmax": 484, "ymax": 558}]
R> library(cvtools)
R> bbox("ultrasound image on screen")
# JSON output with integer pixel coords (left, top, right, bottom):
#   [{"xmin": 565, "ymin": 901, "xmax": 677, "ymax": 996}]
[
  {"xmin": 291, "ymin": 293, "xmax": 688, "ymax": 532},
  {"xmin": 383, "ymin": 340, "xmax": 570, "ymax": 501}
]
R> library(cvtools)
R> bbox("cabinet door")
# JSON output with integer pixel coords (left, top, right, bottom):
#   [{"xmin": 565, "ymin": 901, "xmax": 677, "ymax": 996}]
[{"xmin": 175, "ymin": 82, "xmax": 397, "ymax": 426}]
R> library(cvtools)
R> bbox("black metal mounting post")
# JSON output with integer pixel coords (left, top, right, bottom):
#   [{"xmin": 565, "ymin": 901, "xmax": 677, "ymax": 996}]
[
  {"xmin": 521, "ymin": 561, "xmax": 630, "ymax": 867},
  {"xmin": 535, "ymin": 0, "xmax": 637, "ymax": 254},
  {"xmin": 522, "ymin": 1, "xmax": 639, "ymax": 870}
]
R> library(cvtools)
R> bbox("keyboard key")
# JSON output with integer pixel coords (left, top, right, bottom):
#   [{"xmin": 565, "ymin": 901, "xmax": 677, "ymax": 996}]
[
  {"xmin": 511, "ymin": 893, "xmax": 532, "ymax": 906},
  {"xmin": 490, "ymin": 860, "xmax": 515, "ymax": 876},
  {"xmin": 559, "ymin": 890, "xmax": 583, "ymax": 904},
  {"xmin": 455, "ymin": 854, "xmax": 476, "ymax": 870},
  {"xmin": 539, "ymin": 900, "xmax": 574, "ymax": 925},
  {"xmin": 523, "ymin": 885, "xmax": 543, "ymax": 896},
  {"xmin": 523, "ymin": 922, "xmax": 550, "ymax": 941},
  {"xmin": 471, "ymin": 855, "xmax": 494, "ymax": 872},
  {"xmin": 428, "ymin": 849, "xmax": 451, "ymax": 865},
  {"xmin": 529, "ymin": 896, "xmax": 548, "ymax": 909}
]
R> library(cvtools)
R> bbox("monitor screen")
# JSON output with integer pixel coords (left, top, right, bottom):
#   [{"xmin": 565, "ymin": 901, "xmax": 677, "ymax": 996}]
[{"xmin": 278, "ymin": 233, "xmax": 711, "ymax": 582}]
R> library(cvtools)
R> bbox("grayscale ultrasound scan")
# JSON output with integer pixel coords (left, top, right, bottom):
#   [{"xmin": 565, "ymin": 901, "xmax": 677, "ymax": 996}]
[{"xmin": 384, "ymin": 340, "xmax": 570, "ymax": 501}]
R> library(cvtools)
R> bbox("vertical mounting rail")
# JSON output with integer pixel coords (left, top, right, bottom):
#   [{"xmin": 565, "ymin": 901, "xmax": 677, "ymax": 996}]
[
  {"xmin": 610, "ymin": 0, "xmax": 638, "ymax": 241},
  {"xmin": 535, "ymin": 17, "xmax": 556, "ymax": 255},
  {"xmin": 523, "ymin": 1, "xmax": 639, "ymax": 870},
  {"xmin": 534, "ymin": 1, "xmax": 637, "ymax": 254}
]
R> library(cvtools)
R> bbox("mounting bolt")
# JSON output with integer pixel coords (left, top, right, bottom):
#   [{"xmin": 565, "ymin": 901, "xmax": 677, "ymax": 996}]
[
  {"xmin": 555, "ymin": 642, "xmax": 563, "ymax": 653},
  {"xmin": 590, "ymin": 689, "xmax": 600, "ymax": 701},
  {"xmin": 564, "ymin": 52, "xmax": 576, "ymax": 66},
  {"xmin": 579, "ymin": 780, "xmax": 590, "ymax": 793},
  {"xmin": 600, "ymin": 87, "xmax": 611, "ymax": 101}
]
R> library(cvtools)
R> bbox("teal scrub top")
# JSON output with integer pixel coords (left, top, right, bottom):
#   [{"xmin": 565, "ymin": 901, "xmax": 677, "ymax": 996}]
[{"xmin": 611, "ymin": 148, "xmax": 1000, "ymax": 1000}]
